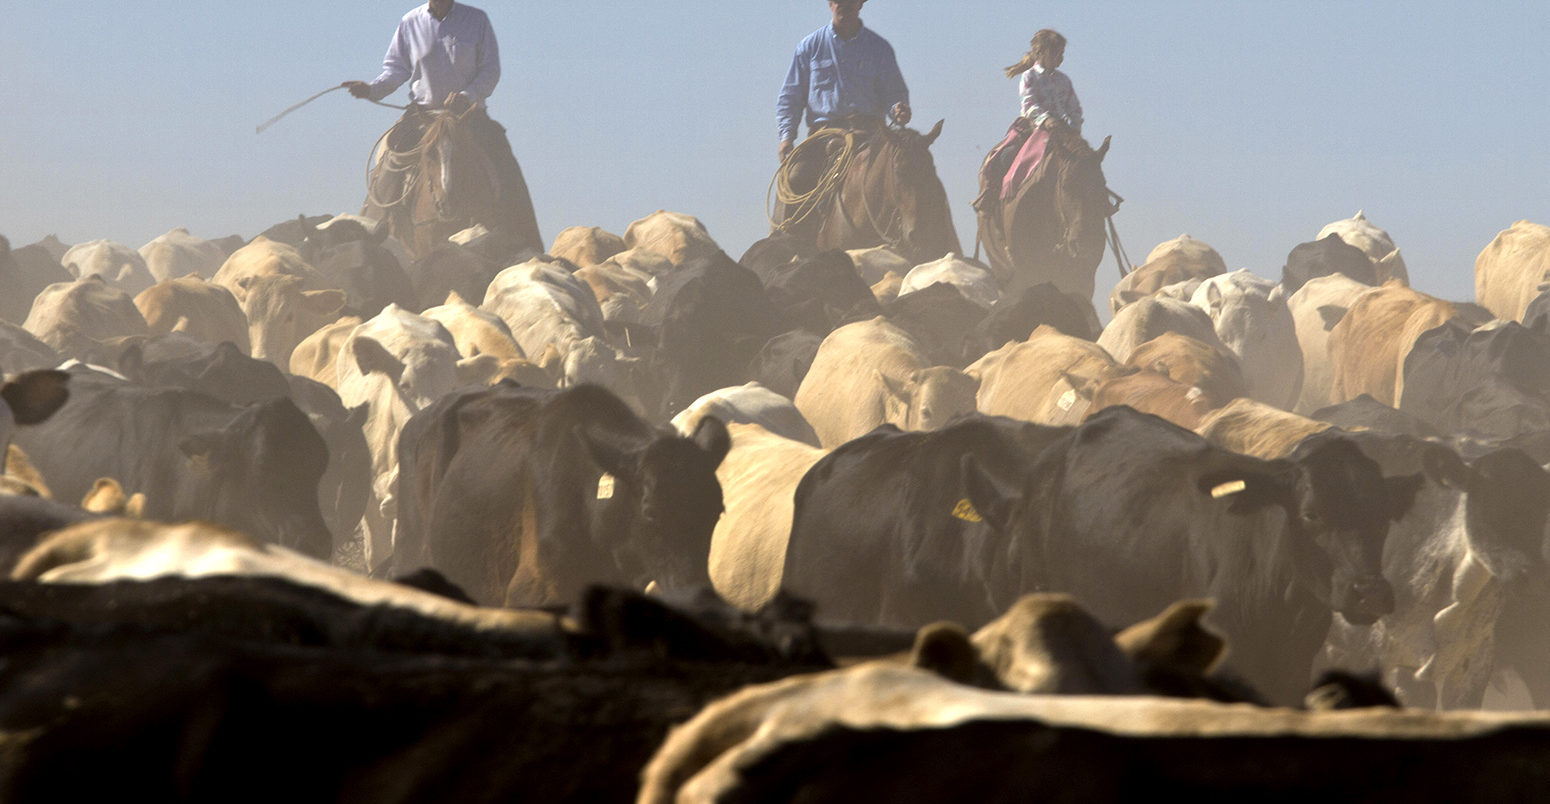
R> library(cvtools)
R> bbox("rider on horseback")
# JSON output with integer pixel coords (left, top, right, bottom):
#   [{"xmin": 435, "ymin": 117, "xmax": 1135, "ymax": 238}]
[
  {"xmin": 773, "ymin": 0, "xmax": 913, "ymax": 245},
  {"xmin": 343, "ymin": 0, "xmax": 542, "ymax": 257},
  {"xmin": 975, "ymin": 29, "xmax": 1083, "ymax": 214}
]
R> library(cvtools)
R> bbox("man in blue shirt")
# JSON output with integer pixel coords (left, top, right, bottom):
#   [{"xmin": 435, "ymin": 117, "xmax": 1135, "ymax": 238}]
[{"xmin": 773, "ymin": 1, "xmax": 912, "ymax": 236}]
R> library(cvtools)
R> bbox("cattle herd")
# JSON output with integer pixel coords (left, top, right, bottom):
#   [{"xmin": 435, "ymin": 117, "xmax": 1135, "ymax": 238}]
[{"xmin": 4, "ymin": 211, "xmax": 1550, "ymax": 799}]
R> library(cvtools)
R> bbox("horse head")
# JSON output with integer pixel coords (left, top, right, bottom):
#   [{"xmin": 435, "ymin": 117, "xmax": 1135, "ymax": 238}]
[
  {"xmin": 1050, "ymin": 130, "xmax": 1115, "ymax": 267},
  {"xmin": 867, "ymin": 120, "xmax": 961, "ymax": 263}
]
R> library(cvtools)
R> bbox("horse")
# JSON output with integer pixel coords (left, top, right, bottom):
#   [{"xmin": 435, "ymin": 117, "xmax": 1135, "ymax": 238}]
[
  {"xmin": 778, "ymin": 121, "xmax": 960, "ymax": 267},
  {"xmin": 976, "ymin": 121, "xmax": 1117, "ymax": 304},
  {"xmin": 362, "ymin": 108, "xmax": 510, "ymax": 260}
]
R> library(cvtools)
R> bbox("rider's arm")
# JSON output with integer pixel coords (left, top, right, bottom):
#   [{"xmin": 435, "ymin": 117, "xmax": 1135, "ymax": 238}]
[
  {"xmin": 875, "ymin": 40, "xmax": 909, "ymax": 120},
  {"xmin": 459, "ymin": 12, "xmax": 501, "ymax": 107},
  {"xmin": 776, "ymin": 46, "xmax": 810, "ymax": 146},
  {"xmin": 366, "ymin": 19, "xmax": 414, "ymax": 101}
]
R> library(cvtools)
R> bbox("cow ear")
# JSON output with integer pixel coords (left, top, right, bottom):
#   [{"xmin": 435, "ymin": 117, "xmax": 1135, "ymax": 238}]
[
  {"xmin": 1420, "ymin": 444, "xmax": 1468, "ymax": 490},
  {"xmin": 1317, "ymin": 305, "xmax": 1347, "ymax": 331},
  {"xmin": 690, "ymin": 415, "xmax": 731, "ymax": 466},
  {"xmin": 178, "ymin": 429, "xmax": 225, "ymax": 467},
  {"xmin": 875, "ymin": 369, "xmax": 909, "ymax": 400},
  {"xmin": 909, "ymin": 621, "xmax": 978, "ymax": 685},
  {"xmin": 1, "ymin": 370, "xmax": 70, "ymax": 426},
  {"xmin": 959, "ymin": 453, "xmax": 1017, "ymax": 533},
  {"xmin": 302, "ymin": 289, "xmax": 347, "ymax": 318},
  {"xmin": 455, "ymin": 353, "xmax": 503, "ymax": 387},
  {"xmin": 576, "ymin": 426, "xmax": 631, "ymax": 480},
  {"xmin": 352, "ymin": 337, "xmax": 405, "ymax": 384},
  {"xmin": 1205, "ymin": 281, "xmax": 1224, "ymax": 315},
  {"xmin": 1114, "ymin": 599, "xmax": 1225, "ymax": 675}
]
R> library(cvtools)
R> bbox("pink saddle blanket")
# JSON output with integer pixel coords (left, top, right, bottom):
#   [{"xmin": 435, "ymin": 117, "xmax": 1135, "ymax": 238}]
[{"xmin": 1002, "ymin": 126, "xmax": 1050, "ymax": 200}]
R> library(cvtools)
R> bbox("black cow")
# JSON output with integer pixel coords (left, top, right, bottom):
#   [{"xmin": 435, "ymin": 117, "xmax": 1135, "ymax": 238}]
[
  {"xmin": 396, "ymin": 382, "xmax": 729, "ymax": 606},
  {"xmin": 1280, "ymin": 233, "xmax": 1378, "ymax": 294},
  {"xmin": 969, "ymin": 282, "xmax": 1102, "ymax": 354},
  {"xmin": 1400, "ymin": 320, "xmax": 1550, "ymax": 440},
  {"xmin": 883, "ymin": 282, "xmax": 989, "ymax": 367},
  {"xmin": 639, "ymin": 252, "xmax": 786, "ymax": 419},
  {"xmin": 961, "ymin": 406, "xmax": 1414, "ymax": 705},
  {"xmin": 1311, "ymin": 394, "xmax": 1442, "ymax": 439},
  {"xmin": 783, "ymin": 415, "xmax": 1069, "ymax": 629},
  {"xmin": 405, "ymin": 242, "xmax": 503, "ymax": 311},
  {"xmin": 313, "ymin": 240, "xmax": 417, "ymax": 320},
  {"xmin": 759, "ymin": 250, "xmax": 882, "ymax": 336},
  {"xmin": 747, "ymin": 329, "xmax": 824, "ymax": 400},
  {"xmin": 10, "ymin": 369, "xmax": 332, "ymax": 558},
  {"xmin": 0, "ymin": 320, "xmax": 59, "ymax": 375}
]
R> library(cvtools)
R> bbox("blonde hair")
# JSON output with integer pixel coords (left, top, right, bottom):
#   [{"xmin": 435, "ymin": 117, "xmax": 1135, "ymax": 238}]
[{"xmin": 1004, "ymin": 29, "xmax": 1067, "ymax": 78}]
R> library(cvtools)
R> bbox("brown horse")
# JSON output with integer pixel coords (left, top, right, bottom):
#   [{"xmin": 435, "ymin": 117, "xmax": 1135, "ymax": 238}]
[
  {"xmin": 363, "ymin": 108, "xmax": 505, "ymax": 259},
  {"xmin": 977, "ymin": 122, "xmax": 1116, "ymax": 303},
  {"xmin": 814, "ymin": 121, "xmax": 962, "ymax": 265}
]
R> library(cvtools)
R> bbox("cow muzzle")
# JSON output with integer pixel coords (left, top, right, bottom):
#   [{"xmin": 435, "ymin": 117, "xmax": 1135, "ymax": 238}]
[{"xmin": 1335, "ymin": 575, "xmax": 1394, "ymax": 626}]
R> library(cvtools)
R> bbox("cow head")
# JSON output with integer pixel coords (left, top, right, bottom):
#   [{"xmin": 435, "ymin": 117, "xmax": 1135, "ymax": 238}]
[
  {"xmin": 1458, "ymin": 447, "xmax": 1550, "ymax": 584},
  {"xmin": 580, "ymin": 415, "xmax": 729, "ymax": 594},
  {"xmin": 1206, "ymin": 434, "xmax": 1406, "ymax": 626},
  {"xmin": 177, "ymin": 397, "xmax": 332, "ymax": 559},
  {"xmin": 878, "ymin": 366, "xmax": 980, "ymax": 432},
  {"xmin": 238, "ymin": 274, "xmax": 347, "ymax": 367}
]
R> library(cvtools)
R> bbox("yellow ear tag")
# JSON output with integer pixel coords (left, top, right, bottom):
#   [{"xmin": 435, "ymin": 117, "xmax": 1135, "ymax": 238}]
[
  {"xmin": 597, "ymin": 474, "xmax": 615, "ymax": 500},
  {"xmin": 1211, "ymin": 479, "xmax": 1247, "ymax": 499},
  {"xmin": 952, "ymin": 498, "xmax": 983, "ymax": 523}
]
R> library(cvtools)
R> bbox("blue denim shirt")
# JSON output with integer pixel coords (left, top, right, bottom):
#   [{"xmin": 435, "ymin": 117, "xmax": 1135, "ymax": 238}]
[{"xmin": 776, "ymin": 24, "xmax": 909, "ymax": 143}]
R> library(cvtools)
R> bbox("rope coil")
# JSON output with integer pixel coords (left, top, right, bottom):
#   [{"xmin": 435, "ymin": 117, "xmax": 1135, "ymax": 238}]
[
  {"xmin": 766, "ymin": 128, "xmax": 859, "ymax": 232},
  {"xmin": 365, "ymin": 104, "xmax": 488, "ymax": 224}
]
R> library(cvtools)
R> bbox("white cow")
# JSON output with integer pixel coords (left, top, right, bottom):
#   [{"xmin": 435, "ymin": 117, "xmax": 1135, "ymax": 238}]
[
  {"xmin": 1189, "ymin": 269, "xmax": 1303, "ymax": 410},
  {"xmin": 61, "ymin": 239, "xmax": 156, "ymax": 296},
  {"xmin": 1287, "ymin": 273, "xmax": 1372, "ymax": 414},
  {"xmin": 1318, "ymin": 210, "xmax": 1409, "ymax": 285},
  {"xmin": 1475, "ymin": 219, "xmax": 1550, "ymax": 323},
  {"xmin": 1097, "ymin": 295, "xmax": 1224, "ymax": 364},
  {"xmin": 337, "ymin": 304, "xmax": 488, "ymax": 571},
  {"xmin": 898, "ymin": 253, "xmax": 1000, "ymax": 310},
  {"xmin": 706, "ymin": 423, "xmax": 828, "ymax": 611},
  {"xmin": 623, "ymin": 210, "xmax": 720, "ymax": 266},
  {"xmin": 23, "ymin": 278, "xmax": 150, "ymax": 361},
  {"xmin": 672, "ymin": 382, "xmax": 820, "ymax": 447},
  {"xmin": 212, "ymin": 237, "xmax": 346, "ymax": 367},
  {"xmin": 138, "ymin": 228, "xmax": 227, "ymax": 282}
]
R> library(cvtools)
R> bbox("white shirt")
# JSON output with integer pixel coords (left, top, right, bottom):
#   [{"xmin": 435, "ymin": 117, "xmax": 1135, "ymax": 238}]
[
  {"xmin": 366, "ymin": 3, "xmax": 500, "ymax": 109},
  {"xmin": 1019, "ymin": 64, "xmax": 1083, "ymax": 132}
]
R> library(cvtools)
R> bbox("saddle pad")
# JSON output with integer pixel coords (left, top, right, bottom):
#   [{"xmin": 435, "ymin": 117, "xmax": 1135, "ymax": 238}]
[{"xmin": 1002, "ymin": 127, "xmax": 1051, "ymax": 200}]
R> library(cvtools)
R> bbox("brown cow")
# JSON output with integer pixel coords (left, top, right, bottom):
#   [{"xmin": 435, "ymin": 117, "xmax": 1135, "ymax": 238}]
[
  {"xmin": 969, "ymin": 325, "xmax": 1120, "ymax": 425},
  {"xmin": 548, "ymin": 225, "xmax": 626, "ymax": 268},
  {"xmin": 1126, "ymin": 332, "xmax": 1247, "ymax": 406},
  {"xmin": 1194, "ymin": 397, "xmax": 1336, "ymax": 460},
  {"xmin": 1080, "ymin": 369, "xmax": 1221, "ymax": 431},
  {"xmin": 134, "ymin": 275, "xmax": 251, "ymax": 353},
  {"xmin": 1328, "ymin": 279, "xmax": 1481, "ymax": 406},
  {"xmin": 1108, "ymin": 234, "xmax": 1227, "ymax": 315}
]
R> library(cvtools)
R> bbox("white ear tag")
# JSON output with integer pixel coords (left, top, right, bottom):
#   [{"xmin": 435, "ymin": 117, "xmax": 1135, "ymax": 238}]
[
  {"xmin": 597, "ymin": 473, "xmax": 615, "ymax": 500},
  {"xmin": 1057, "ymin": 388, "xmax": 1078, "ymax": 411},
  {"xmin": 1211, "ymin": 479, "xmax": 1247, "ymax": 499}
]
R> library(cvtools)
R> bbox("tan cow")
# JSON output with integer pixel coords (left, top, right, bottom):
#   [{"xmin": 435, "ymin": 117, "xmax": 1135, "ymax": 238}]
[
  {"xmin": 1475, "ymin": 219, "xmax": 1550, "ymax": 322},
  {"xmin": 1287, "ymin": 273, "xmax": 1372, "ymax": 414},
  {"xmin": 1328, "ymin": 279, "xmax": 1474, "ymax": 407},
  {"xmin": 289, "ymin": 316, "xmax": 364, "ymax": 391},
  {"xmin": 969, "ymin": 325, "xmax": 1120, "ymax": 425},
  {"xmin": 211, "ymin": 237, "xmax": 346, "ymax": 367},
  {"xmin": 138, "ymin": 228, "xmax": 227, "ymax": 282},
  {"xmin": 574, "ymin": 256, "xmax": 654, "ymax": 325},
  {"xmin": 133, "ymin": 275, "xmax": 251, "ymax": 353},
  {"xmin": 848, "ymin": 244, "xmax": 912, "ymax": 285},
  {"xmin": 420, "ymin": 292, "xmax": 554, "ymax": 388},
  {"xmin": 1126, "ymin": 332, "xmax": 1247, "ymax": 406},
  {"xmin": 706, "ymin": 423, "xmax": 828, "ymax": 611},
  {"xmin": 1194, "ymin": 397, "xmax": 1336, "ymax": 460},
  {"xmin": 22, "ymin": 277, "xmax": 150, "ymax": 361},
  {"xmin": 1080, "ymin": 369, "xmax": 1222, "ymax": 431},
  {"xmin": 795, "ymin": 317, "xmax": 979, "ymax": 448},
  {"xmin": 623, "ymin": 210, "xmax": 720, "ymax": 266},
  {"xmin": 1318, "ymin": 210, "xmax": 1409, "ymax": 285},
  {"xmin": 1098, "ymin": 295, "xmax": 1226, "ymax": 365},
  {"xmin": 548, "ymin": 225, "xmax": 627, "ymax": 268},
  {"xmin": 1108, "ymin": 234, "xmax": 1227, "ymax": 315}
]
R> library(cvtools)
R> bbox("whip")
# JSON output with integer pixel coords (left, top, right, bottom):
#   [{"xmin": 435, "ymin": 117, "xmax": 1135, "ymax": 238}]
[{"xmin": 255, "ymin": 84, "xmax": 409, "ymax": 134}]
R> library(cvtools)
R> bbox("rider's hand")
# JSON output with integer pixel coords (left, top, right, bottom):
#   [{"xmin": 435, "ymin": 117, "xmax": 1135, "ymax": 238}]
[
  {"xmin": 891, "ymin": 102, "xmax": 912, "ymax": 126},
  {"xmin": 444, "ymin": 92, "xmax": 475, "ymax": 114},
  {"xmin": 1040, "ymin": 116, "xmax": 1059, "ymax": 131},
  {"xmin": 342, "ymin": 81, "xmax": 372, "ymax": 99},
  {"xmin": 778, "ymin": 139, "xmax": 795, "ymax": 162}
]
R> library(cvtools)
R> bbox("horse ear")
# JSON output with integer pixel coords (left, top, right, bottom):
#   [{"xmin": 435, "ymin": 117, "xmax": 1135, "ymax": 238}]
[
  {"xmin": 1096, "ymin": 135, "xmax": 1112, "ymax": 162},
  {"xmin": 924, "ymin": 119, "xmax": 944, "ymax": 145}
]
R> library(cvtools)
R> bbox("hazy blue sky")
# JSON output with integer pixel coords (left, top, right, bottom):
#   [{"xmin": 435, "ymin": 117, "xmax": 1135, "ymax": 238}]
[{"xmin": 3, "ymin": 1, "xmax": 1545, "ymax": 310}]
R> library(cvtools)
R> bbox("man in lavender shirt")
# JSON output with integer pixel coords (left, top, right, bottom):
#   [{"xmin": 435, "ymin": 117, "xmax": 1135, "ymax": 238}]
[
  {"xmin": 772, "ymin": 0, "xmax": 913, "ymax": 239},
  {"xmin": 343, "ymin": 0, "xmax": 542, "ymax": 254}
]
